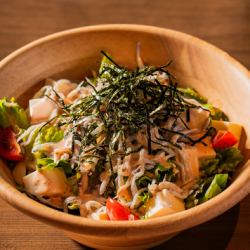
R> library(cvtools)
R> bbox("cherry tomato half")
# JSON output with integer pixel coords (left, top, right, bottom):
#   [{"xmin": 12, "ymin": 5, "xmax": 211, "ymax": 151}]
[
  {"xmin": 212, "ymin": 130, "xmax": 238, "ymax": 150},
  {"xmin": 106, "ymin": 198, "xmax": 139, "ymax": 221},
  {"xmin": 0, "ymin": 127, "xmax": 23, "ymax": 161}
]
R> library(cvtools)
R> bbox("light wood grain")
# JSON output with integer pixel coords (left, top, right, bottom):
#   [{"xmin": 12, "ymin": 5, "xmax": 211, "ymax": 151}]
[{"xmin": 0, "ymin": 0, "xmax": 249, "ymax": 69}]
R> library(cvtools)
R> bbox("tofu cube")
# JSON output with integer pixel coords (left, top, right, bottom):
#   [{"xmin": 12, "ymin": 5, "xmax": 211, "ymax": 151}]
[
  {"xmin": 23, "ymin": 168, "xmax": 70, "ymax": 197},
  {"xmin": 29, "ymin": 97, "xmax": 57, "ymax": 124},
  {"xmin": 145, "ymin": 189, "xmax": 185, "ymax": 218}
]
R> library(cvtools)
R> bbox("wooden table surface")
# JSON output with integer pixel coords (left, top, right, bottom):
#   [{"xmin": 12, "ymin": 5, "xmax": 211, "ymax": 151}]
[{"xmin": 0, "ymin": 0, "xmax": 249, "ymax": 249}]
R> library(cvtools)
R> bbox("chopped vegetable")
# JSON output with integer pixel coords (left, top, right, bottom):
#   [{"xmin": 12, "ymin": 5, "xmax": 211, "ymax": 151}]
[
  {"xmin": 202, "ymin": 174, "xmax": 228, "ymax": 201},
  {"xmin": 212, "ymin": 131, "xmax": 238, "ymax": 150},
  {"xmin": 203, "ymin": 104, "xmax": 229, "ymax": 121},
  {"xmin": 185, "ymin": 177, "xmax": 213, "ymax": 208},
  {"xmin": 154, "ymin": 162, "xmax": 176, "ymax": 182},
  {"xmin": 0, "ymin": 127, "xmax": 23, "ymax": 161},
  {"xmin": 136, "ymin": 176, "xmax": 152, "ymax": 188},
  {"xmin": 200, "ymin": 158, "xmax": 220, "ymax": 176},
  {"xmin": 177, "ymin": 89, "xmax": 229, "ymax": 121},
  {"xmin": 178, "ymin": 88, "xmax": 207, "ymax": 104},
  {"xmin": 0, "ymin": 97, "xmax": 29, "ymax": 129},
  {"xmin": 201, "ymin": 147, "xmax": 243, "ymax": 176},
  {"xmin": 36, "ymin": 157, "xmax": 55, "ymax": 167},
  {"xmin": 186, "ymin": 147, "xmax": 243, "ymax": 208},
  {"xmin": 106, "ymin": 198, "xmax": 139, "ymax": 220},
  {"xmin": 68, "ymin": 202, "xmax": 79, "ymax": 210},
  {"xmin": 34, "ymin": 126, "xmax": 64, "ymax": 145},
  {"xmin": 57, "ymin": 160, "xmax": 73, "ymax": 175},
  {"xmin": 218, "ymin": 147, "xmax": 243, "ymax": 172},
  {"xmin": 37, "ymin": 157, "xmax": 72, "ymax": 174},
  {"xmin": 99, "ymin": 51, "xmax": 117, "ymax": 78},
  {"xmin": 138, "ymin": 191, "xmax": 151, "ymax": 207}
]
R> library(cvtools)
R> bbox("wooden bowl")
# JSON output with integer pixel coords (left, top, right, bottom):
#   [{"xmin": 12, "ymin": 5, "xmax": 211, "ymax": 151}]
[{"xmin": 0, "ymin": 24, "xmax": 249, "ymax": 250}]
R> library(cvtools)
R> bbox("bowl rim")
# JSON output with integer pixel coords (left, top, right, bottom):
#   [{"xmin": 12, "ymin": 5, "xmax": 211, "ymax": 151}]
[{"xmin": 0, "ymin": 24, "xmax": 249, "ymax": 236}]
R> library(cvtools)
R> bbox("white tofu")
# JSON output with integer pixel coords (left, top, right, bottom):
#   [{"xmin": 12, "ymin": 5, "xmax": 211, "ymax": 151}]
[
  {"xmin": 54, "ymin": 79, "xmax": 77, "ymax": 96},
  {"xmin": 195, "ymin": 137, "xmax": 216, "ymax": 160},
  {"xmin": 145, "ymin": 189, "xmax": 185, "ymax": 218},
  {"xmin": 211, "ymin": 120, "xmax": 242, "ymax": 148},
  {"xmin": 182, "ymin": 107, "xmax": 210, "ymax": 130},
  {"xmin": 23, "ymin": 168, "xmax": 70, "ymax": 197},
  {"xmin": 180, "ymin": 138, "xmax": 216, "ymax": 183},
  {"xmin": 180, "ymin": 147, "xmax": 200, "ymax": 182},
  {"xmin": 29, "ymin": 97, "xmax": 57, "ymax": 124}
]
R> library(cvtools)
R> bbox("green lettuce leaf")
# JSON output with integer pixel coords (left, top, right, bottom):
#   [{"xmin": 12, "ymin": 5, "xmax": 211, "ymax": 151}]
[
  {"xmin": 37, "ymin": 157, "xmax": 72, "ymax": 175},
  {"xmin": 202, "ymin": 103, "xmax": 229, "ymax": 121},
  {"xmin": 202, "ymin": 173, "xmax": 228, "ymax": 201},
  {"xmin": 57, "ymin": 159, "xmax": 73, "ymax": 174},
  {"xmin": 32, "ymin": 126, "xmax": 66, "ymax": 171},
  {"xmin": 184, "ymin": 177, "xmax": 213, "ymax": 209},
  {"xmin": 136, "ymin": 176, "xmax": 152, "ymax": 188},
  {"xmin": 217, "ymin": 147, "xmax": 244, "ymax": 172},
  {"xmin": 68, "ymin": 202, "xmax": 79, "ymax": 210},
  {"xmin": 99, "ymin": 52, "xmax": 116, "ymax": 78},
  {"xmin": 154, "ymin": 162, "xmax": 177, "ymax": 183},
  {"xmin": 34, "ymin": 126, "xmax": 64, "ymax": 145},
  {"xmin": 138, "ymin": 191, "xmax": 152, "ymax": 208},
  {"xmin": 200, "ymin": 147, "xmax": 243, "ymax": 176},
  {"xmin": 186, "ymin": 174, "xmax": 228, "ymax": 208},
  {"xmin": 37, "ymin": 157, "xmax": 55, "ymax": 167},
  {"xmin": 200, "ymin": 158, "xmax": 220, "ymax": 176},
  {"xmin": 177, "ymin": 88, "xmax": 228, "ymax": 121},
  {"xmin": 178, "ymin": 88, "xmax": 207, "ymax": 104},
  {"xmin": 0, "ymin": 97, "xmax": 29, "ymax": 129},
  {"xmin": 186, "ymin": 147, "xmax": 243, "ymax": 208}
]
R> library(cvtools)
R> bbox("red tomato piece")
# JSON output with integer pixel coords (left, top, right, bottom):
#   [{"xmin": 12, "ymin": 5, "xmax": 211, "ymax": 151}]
[
  {"xmin": 212, "ymin": 130, "xmax": 238, "ymax": 150},
  {"xmin": 106, "ymin": 198, "xmax": 139, "ymax": 221},
  {"xmin": 0, "ymin": 127, "xmax": 23, "ymax": 161}
]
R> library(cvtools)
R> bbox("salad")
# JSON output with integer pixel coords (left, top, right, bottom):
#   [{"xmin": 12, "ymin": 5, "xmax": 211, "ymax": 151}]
[{"xmin": 0, "ymin": 51, "xmax": 244, "ymax": 221}]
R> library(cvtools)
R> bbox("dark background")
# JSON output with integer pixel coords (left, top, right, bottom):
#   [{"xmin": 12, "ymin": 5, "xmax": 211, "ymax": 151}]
[{"xmin": 0, "ymin": 0, "xmax": 249, "ymax": 249}]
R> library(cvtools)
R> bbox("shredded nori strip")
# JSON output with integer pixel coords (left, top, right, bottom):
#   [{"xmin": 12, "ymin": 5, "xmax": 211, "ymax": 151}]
[{"xmin": 48, "ymin": 52, "xmax": 208, "ymax": 196}]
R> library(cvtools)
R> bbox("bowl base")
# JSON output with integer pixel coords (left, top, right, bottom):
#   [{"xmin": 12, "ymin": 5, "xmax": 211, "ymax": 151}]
[{"xmin": 64, "ymin": 231, "xmax": 177, "ymax": 249}]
